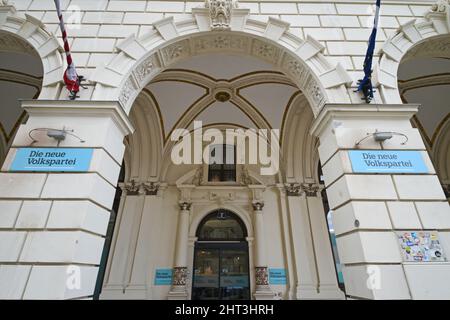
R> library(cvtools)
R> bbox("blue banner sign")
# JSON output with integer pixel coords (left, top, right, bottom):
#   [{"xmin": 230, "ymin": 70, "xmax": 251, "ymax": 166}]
[
  {"xmin": 10, "ymin": 148, "xmax": 93, "ymax": 172},
  {"xmin": 269, "ymin": 269, "xmax": 287, "ymax": 285},
  {"xmin": 348, "ymin": 150, "xmax": 428, "ymax": 174},
  {"xmin": 154, "ymin": 269, "xmax": 173, "ymax": 285}
]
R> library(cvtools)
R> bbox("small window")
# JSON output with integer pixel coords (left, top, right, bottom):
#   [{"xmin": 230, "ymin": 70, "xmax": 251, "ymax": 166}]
[
  {"xmin": 208, "ymin": 144, "xmax": 236, "ymax": 182},
  {"xmin": 197, "ymin": 210, "xmax": 247, "ymax": 241}
]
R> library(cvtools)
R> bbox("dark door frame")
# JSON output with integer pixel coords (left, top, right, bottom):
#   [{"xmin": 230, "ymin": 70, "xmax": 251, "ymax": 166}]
[{"xmin": 192, "ymin": 241, "xmax": 250, "ymax": 300}]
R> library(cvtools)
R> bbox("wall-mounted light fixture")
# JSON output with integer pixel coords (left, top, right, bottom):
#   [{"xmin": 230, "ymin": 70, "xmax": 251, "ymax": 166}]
[
  {"xmin": 355, "ymin": 130, "xmax": 408, "ymax": 147},
  {"xmin": 28, "ymin": 128, "xmax": 85, "ymax": 144}
]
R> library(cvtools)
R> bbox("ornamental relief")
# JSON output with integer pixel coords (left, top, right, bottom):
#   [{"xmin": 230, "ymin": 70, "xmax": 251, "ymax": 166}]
[
  {"xmin": 118, "ymin": 76, "xmax": 137, "ymax": 108},
  {"xmin": 193, "ymin": 34, "xmax": 249, "ymax": 54},
  {"xmin": 282, "ymin": 54, "xmax": 309, "ymax": 85},
  {"xmin": 133, "ymin": 55, "xmax": 157, "ymax": 84},
  {"xmin": 172, "ymin": 267, "xmax": 188, "ymax": 286},
  {"xmin": 160, "ymin": 39, "xmax": 191, "ymax": 66},
  {"xmin": 251, "ymin": 39, "xmax": 281, "ymax": 64}
]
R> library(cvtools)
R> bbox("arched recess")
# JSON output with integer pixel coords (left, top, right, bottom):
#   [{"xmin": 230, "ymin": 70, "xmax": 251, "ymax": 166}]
[
  {"xmin": 124, "ymin": 89, "xmax": 164, "ymax": 182},
  {"xmin": 0, "ymin": 4, "xmax": 64, "ymax": 99},
  {"xmin": 189, "ymin": 204, "xmax": 253, "ymax": 240},
  {"xmin": 90, "ymin": 9, "xmax": 353, "ymax": 117},
  {"xmin": 281, "ymin": 92, "xmax": 319, "ymax": 183},
  {"xmin": 377, "ymin": 3, "xmax": 450, "ymax": 103}
]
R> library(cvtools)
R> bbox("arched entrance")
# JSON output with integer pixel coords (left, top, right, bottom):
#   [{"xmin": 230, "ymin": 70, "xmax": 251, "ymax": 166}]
[{"xmin": 192, "ymin": 209, "xmax": 250, "ymax": 300}]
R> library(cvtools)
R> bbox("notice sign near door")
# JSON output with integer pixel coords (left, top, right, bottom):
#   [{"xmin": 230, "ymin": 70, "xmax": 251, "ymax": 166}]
[
  {"xmin": 348, "ymin": 150, "xmax": 428, "ymax": 174},
  {"xmin": 269, "ymin": 269, "xmax": 287, "ymax": 285},
  {"xmin": 10, "ymin": 148, "xmax": 93, "ymax": 172},
  {"xmin": 154, "ymin": 269, "xmax": 173, "ymax": 285}
]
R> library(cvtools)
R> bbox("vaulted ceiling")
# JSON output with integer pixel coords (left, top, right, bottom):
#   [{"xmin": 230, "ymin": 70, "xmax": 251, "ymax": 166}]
[{"xmin": 142, "ymin": 53, "xmax": 301, "ymax": 143}]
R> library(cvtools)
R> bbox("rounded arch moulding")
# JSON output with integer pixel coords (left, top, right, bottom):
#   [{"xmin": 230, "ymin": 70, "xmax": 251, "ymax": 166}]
[
  {"xmin": 90, "ymin": 7, "xmax": 354, "ymax": 117},
  {"xmin": 0, "ymin": 3, "xmax": 65, "ymax": 98}
]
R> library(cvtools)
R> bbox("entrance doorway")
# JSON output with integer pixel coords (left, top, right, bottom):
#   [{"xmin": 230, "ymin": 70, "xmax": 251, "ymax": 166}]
[{"xmin": 192, "ymin": 210, "xmax": 250, "ymax": 300}]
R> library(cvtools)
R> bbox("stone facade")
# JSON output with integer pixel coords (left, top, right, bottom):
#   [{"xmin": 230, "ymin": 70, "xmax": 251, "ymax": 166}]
[{"xmin": 0, "ymin": 0, "xmax": 449, "ymax": 301}]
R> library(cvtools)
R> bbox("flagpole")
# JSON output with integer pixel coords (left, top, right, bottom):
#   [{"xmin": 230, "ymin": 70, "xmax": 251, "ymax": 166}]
[
  {"xmin": 54, "ymin": 0, "xmax": 83, "ymax": 100},
  {"xmin": 356, "ymin": 0, "xmax": 381, "ymax": 103}
]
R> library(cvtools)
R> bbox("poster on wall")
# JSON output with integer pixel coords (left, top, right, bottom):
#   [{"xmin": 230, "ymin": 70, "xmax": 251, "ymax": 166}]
[
  {"xmin": 397, "ymin": 231, "xmax": 446, "ymax": 262},
  {"xmin": 154, "ymin": 268, "xmax": 173, "ymax": 285}
]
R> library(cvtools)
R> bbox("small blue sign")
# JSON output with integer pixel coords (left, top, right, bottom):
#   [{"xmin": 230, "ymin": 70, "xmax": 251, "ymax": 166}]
[
  {"xmin": 154, "ymin": 268, "xmax": 173, "ymax": 286},
  {"xmin": 10, "ymin": 148, "xmax": 93, "ymax": 172},
  {"xmin": 348, "ymin": 150, "xmax": 428, "ymax": 174},
  {"xmin": 269, "ymin": 268, "xmax": 287, "ymax": 285}
]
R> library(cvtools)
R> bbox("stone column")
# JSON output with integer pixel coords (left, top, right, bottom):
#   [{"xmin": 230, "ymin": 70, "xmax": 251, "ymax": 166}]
[
  {"xmin": 167, "ymin": 201, "xmax": 191, "ymax": 300},
  {"xmin": 311, "ymin": 104, "xmax": 450, "ymax": 300},
  {"xmin": 0, "ymin": 100, "xmax": 133, "ymax": 299},
  {"xmin": 252, "ymin": 201, "xmax": 274, "ymax": 299}
]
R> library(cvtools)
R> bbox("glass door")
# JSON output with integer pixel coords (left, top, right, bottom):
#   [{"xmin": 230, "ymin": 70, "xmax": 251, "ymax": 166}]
[{"xmin": 192, "ymin": 243, "xmax": 250, "ymax": 300}]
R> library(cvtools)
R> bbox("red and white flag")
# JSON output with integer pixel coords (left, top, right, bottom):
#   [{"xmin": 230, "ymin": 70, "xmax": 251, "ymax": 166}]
[{"xmin": 54, "ymin": 0, "xmax": 80, "ymax": 98}]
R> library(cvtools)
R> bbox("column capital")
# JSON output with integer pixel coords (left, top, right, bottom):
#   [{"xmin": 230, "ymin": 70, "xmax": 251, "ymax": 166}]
[
  {"xmin": 285, "ymin": 183, "xmax": 302, "ymax": 197},
  {"xmin": 301, "ymin": 183, "xmax": 322, "ymax": 197},
  {"xmin": 179, "ymin": 201, "xmax": 192, "ymax": 211},
  {"xmin": 252, "ymin": 201, "xmax": 264, "ymax": 211}
]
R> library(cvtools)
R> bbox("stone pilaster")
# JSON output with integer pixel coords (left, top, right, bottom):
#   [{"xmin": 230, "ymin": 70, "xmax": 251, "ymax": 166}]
[
  {"xmin": 167, "ymin": 201, "xmax": 192, "ymax": 300},
  {"xmin": 311, "ymin": 104, "xmax": 450, "ymax": 300},
  {"xmin": 251, "ymin": 200, "xmax": 274, "ymax": 299},
  {"xmin": 0, "ymin": 100, "xmax": 133, "ymax": 299}
]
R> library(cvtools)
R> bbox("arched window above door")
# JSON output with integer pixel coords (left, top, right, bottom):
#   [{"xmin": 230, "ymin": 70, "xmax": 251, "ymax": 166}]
[{"xmin": 196, "ymin": 210, "xmax": 247, "ymax": 241}]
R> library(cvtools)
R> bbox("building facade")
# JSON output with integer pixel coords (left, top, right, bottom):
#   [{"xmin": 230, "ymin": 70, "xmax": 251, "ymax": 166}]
[{"xmin": 0, "ymin": 0, "xmax": 449, "ymax": 300}]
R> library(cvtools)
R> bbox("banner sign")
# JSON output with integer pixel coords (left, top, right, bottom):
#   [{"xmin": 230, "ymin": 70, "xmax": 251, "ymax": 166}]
[
  {"xmin": 269, "ymin": 269, "xmax": 287, "ymax": 285},
  {"xmin": 10, "ymin": 148, "xmax": 93, "ymax": 172},
  {"xmin": 348, "ymin": 150, "xmax": 428, "ymax": 174},
  {"xmin": 397, "ymin": 231, "xmax": 446, "ymax": 262},
  {"xmin": 154, "ymin": 269, "xmax": 173, "ymax": 285}
]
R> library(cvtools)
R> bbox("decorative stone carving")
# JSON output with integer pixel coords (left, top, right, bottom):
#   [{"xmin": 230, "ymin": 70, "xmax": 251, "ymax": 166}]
[
  {"xmin": 301, "ymin": 183, "xmax": 321, "ymax": 197},
  {"xmin": 431, "ymin": 0, "xmax": 450, "ymax": 13},
  {"xmin": 133, "ymin": 56, "xmax": 155, "ymax": 84},
  {"xmin": 0, "ymin": 0, "xmax": 10, "ymax": 6},
  {"xmin": 205, "ymin": 0, "xmax": 238, "ymax": 30},
  {"xmin": 122, "ymin": 180, "xmax": 140, "ymax": 195},
  {"xmin": 252, "ymin": 39, "xmax": 280, "ymax": 64},
  {"xmin": 118, "ymin": 77, "xmax": 136, "ymax": 108},
  {"xmin": 179, "ymin": 201, "xmax": 192, "ymax": 211},
  {"xmin": 285, "ymin": 183, "xmax": 302, "ymax": 196},
  {"xmin": 193, "ymin": 34, "xmax": 248, "ymax": 53},
  {"xmin": 255, "ymin": 267, "xmax": 269, "ymax": 286},
  {"xmin": 172, "ymin": 267, "xmax": 188, "ymax": 286},
  {"xmin": 142, "ymin": 182, "xmax": 159, "ymax": 195},
  {"xmin": 161, "ymin": 39, "xmax": 190, "ymax": 65},
  {"xmin": 252, "ymin": 201, "xmax": 264, "ymax": 211}
]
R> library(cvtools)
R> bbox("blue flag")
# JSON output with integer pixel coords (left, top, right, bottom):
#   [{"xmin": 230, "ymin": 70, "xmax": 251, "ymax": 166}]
[{"xmin": 357, "ymin": 0, "xmax": 381, "ymax": 103}]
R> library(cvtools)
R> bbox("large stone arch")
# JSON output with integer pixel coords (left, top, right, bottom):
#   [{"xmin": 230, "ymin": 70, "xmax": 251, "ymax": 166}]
[
  {"xmin": 90, "ymin": 9, "xmax": 352, "ymax": 117},
  {"xmin": 377, "ymin": 2, "xmax": 450, "ymax": 103},
  {"xmin": 0, "ymin": 4, "xmax": 64, "ymax": 99}
]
